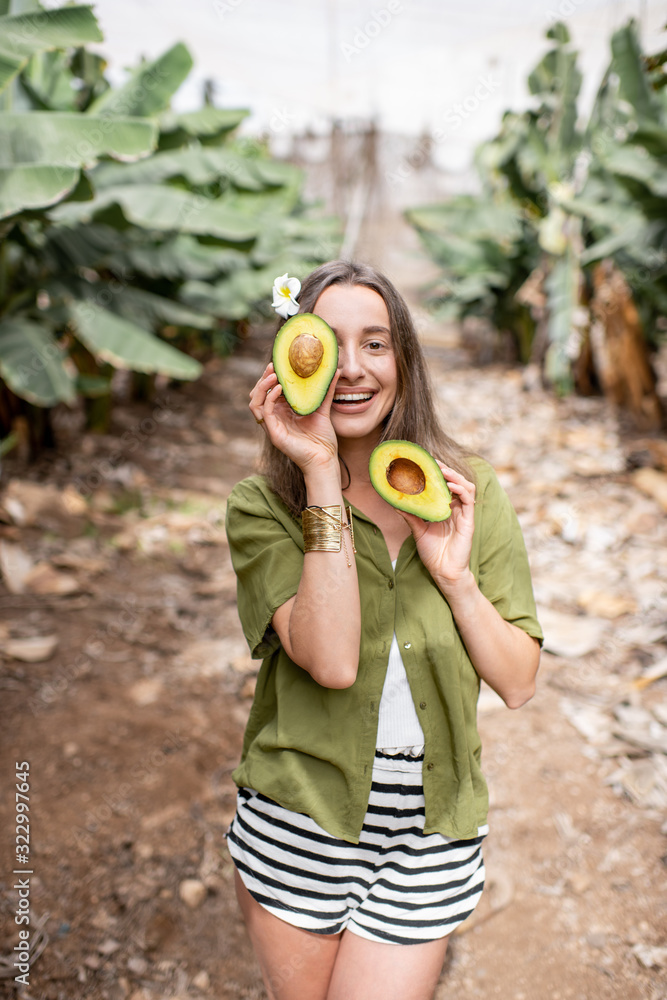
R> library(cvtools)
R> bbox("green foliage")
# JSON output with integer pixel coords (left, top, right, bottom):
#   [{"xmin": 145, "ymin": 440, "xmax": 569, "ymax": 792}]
[
  {"xmin": 0, "ymin": 113, "xmax": 159, "ymax": 217},
  {"xmin": 0, "ymin": 4, "xmax": 102, "ymax": 94},
  {"xmin": 0, "ymin": 318, "xmax": 76, "ymax": 405},
  {"xmin": 0, "ymin": 1, "xmax": 339, "ymax": 441},
  {"xmin": 407, "ymin": 20, "xmax": 667, "ymax": 391}
]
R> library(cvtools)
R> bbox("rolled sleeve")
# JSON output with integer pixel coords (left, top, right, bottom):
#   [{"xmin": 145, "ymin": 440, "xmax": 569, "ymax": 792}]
[
  {"xmin": 225, "ymin": 478, "xmax": 304, "ymax": 659},
  {"xmin": 473, "ymin": 463, "xmax": 543, "ymax": 644}
]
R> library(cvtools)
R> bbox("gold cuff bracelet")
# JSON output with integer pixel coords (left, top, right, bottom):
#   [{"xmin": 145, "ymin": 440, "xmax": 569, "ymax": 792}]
[{"xmin": 302, "ymin": 505, "xmax": 356, "ymax": 567}]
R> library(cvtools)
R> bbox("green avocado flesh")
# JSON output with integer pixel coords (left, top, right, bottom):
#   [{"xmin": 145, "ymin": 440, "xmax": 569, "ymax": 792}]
[
  {"xmin": 369, "ymin": 440, "xmax": 452, "ymax": 521},
  {"xmin": 272, "ymin": 313, "xmax": 338, "ymax": 415}
]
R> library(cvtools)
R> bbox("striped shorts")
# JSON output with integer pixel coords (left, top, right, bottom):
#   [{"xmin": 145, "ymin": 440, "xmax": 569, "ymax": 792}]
[{"xmin": 226, "ymin": 750, "xmax": 486, "ymax": 945}]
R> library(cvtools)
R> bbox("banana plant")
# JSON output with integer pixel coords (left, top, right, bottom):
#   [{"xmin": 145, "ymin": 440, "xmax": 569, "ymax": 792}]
[
  {"xmin": 0, "ymin": 2, "xmax": 101, "ymax": 97},
  {"xmin": 408, "ymin": 19, "xmax": 666, "ymax": 420},
  {"xmin": 0, "ymin": 2, "xmax": 202, "ymax": 411},
  {"xmin": 0, "ymin": 3, "xmax": 158, "ymax": 219},
  {"xmin": 0, "ymin": 0, "xmax": 340, "ymax": 445}
]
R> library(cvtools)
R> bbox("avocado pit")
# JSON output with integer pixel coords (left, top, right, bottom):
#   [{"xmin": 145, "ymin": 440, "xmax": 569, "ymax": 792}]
[
  {"xmin": 288, "ymin": 334, "xmax": 324, "ymax": 378},
  {"xmin": 386, "ymin": 458, "xmax": 426, "ymax": 495}
]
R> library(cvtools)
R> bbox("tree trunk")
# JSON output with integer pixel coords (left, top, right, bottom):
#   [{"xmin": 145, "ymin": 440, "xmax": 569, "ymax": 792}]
[{"xmin": 589, "ymin": 259, "xmax": 663, "ymax": 430}]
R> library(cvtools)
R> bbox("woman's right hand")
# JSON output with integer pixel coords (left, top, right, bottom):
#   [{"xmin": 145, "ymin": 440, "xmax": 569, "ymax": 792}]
[{"xmin": 249, "ymin": 363, "xmax": 342, "ymax": 476}]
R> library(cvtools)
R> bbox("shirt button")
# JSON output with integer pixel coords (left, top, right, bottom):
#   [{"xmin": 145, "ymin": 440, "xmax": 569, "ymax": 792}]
[
  {"xmin": 427, "ymin": 762, "xmax": 435, "ymax": 770},
  {"xmin": 420, "ymin": 701, "xmax": 426, "ymax": 710},
  {"xmin": 388, "ymin": 580, "xmax": 394, "ymax": 589},
  {"xmin": 404, "ymin": 642, "xmax": 411, "ymax": 649}
]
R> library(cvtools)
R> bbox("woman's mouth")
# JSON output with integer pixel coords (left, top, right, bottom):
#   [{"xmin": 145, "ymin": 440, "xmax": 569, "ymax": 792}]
[{"xmin": 332, "ymin": 391, "xmax": 375, "ymax": 405}]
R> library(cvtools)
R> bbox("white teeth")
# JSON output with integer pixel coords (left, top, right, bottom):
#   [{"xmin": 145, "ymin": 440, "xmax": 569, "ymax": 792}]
[{"xmin": 334, "ymin": 392, "xmax": 373, "ymax": 402}]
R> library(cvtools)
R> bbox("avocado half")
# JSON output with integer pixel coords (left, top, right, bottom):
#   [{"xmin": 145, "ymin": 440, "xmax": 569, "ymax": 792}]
[
  {"xmin": 369, "ymin": 441, "xmax": 452, "ymax": 521},
  {"xmin": 272, "ymin": 313, "xmax": 338, "ymax": 415}
]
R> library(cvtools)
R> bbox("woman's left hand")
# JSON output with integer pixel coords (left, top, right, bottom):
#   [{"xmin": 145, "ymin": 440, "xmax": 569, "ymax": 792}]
[{"xmin": 399, "ymin": 462, "xmax": 476, "ymax": 592}]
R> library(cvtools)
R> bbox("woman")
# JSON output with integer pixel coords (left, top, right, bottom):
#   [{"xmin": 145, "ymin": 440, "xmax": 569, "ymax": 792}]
[{"xmin": 225, "ymin": 260, "xmax": 542, "ymax": 1000}]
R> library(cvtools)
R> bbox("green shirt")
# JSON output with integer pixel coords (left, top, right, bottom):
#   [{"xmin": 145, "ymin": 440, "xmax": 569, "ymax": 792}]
[{"xmin": 225, "ymin": 457, "xmax": 543, "ymax": 844}]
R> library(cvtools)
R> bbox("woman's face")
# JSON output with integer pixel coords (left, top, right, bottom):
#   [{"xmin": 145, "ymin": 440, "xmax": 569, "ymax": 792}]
[{"xmin": 313, "ymin": 283, "xmax": 398, "ymax": 447}]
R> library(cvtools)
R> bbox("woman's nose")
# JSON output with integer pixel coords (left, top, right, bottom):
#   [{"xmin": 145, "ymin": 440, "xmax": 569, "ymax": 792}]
[{"xmin": 338, "ymin": 344, "xmax": 363, "ymax": 380}]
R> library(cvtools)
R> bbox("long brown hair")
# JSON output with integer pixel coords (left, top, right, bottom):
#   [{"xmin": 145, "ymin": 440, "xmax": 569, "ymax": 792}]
[{"xmin": 261, "ymin": 260, "xmax": 474, "ymax": 516}]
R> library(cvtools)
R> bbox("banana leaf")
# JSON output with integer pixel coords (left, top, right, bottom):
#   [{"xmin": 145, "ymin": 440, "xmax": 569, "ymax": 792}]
[
  {"xmin": 476, "ymin": 114, "xmax": 528, "ymax": 173},
  {"xmin": 42, "ymin": 223, "xmax": 125, "ymax": 271},
  {"xmin": 597, "ymin": 144, "xmax": 667, "ymax": 197},
  {"xmin": 0, "ymin": 5, "xmax": 102, "ymax": 94},
  {"xmin": 251, "ymin": 159, "xmax": 303, "ymax": 189},
  {"xmin": 407, "ymin": 197, "xmax": 522, "ymax": 244},
  {"xmin": 179, "ymin": 279, "xmax": 253, "ymax": 321},
  {"xmin": 278, "ymin": 215, "xmax": 342, "ymax": 262},
  {"xmin": 0, "ymin": 162, "xmax": 79, "ymax": 217},
  {"xmin": 179, "ymin": 266, "xmax": 277, "ymax": 320},
  {"xmin": 449, "ymin": 272, "xmax": 508, "ymax": 303},
  {"xmin": 0, "ymin": 110, "xmax": 158, "ymax": 164},
  {"xmin": 90, "ymin": 146, "xmax": 267, "ymax": 192},
  {"xmin": 52, "ymin": 269, "xmax": 216, "ymax": 332},
  {"xmin": 226, "ymin": 265, "xmax": 281, "ymax": 303},
  {"xmin": 528, "ymin": 43, "xmax": 582, "ymax": 160},
  {"xmin": 610, "ymin": 21, "xmax": 663, "ymax": 123},
  {"xmin": 631, "ymin": 122, "xmax": 667, "ymax": 157},
  {"xmin": 515, "ymin": 123, "xmax": 558, "ymax": 187},
  {"xmin": 104, "ymin": 237, "xmax": 248, "ymax": 281},
  {"xmin": 18, "ymin": 48, "xmax": 77, "ymax": 111},
  {"xmin": 51, "ymin": 183, "xmax": 259, "ymax": 241},
  {"xmin": 87, "ymin": 42, "xmax": 192, "ymax": 118},
  {"xmin": 68, "ymin": 300, "xmax": 202, "ymax": 379},
  {"xmin": 0, "ymin": 111, "xmax": 157, "ymax": 217},
  {"xmin": 249, "ymin": 220, "xmax": 294, "ymax": 266},
  {"xmin": 0, "ymin": 318, "xmax": 76, "ymax": 405},
  {"xmin": 96, "ymin": 284, "xmax": 214, "ymax": 331},
  {"xmin": 580, "ymin": 222, "xmax": 650, "ymax": 265},
  {"xmin": 159, "ymin": 105, "xmax": 249, "ymax": 141},
  {"xmin": 554, "ymin": 184, "xmax": 643, "ymax": 229},
  {"xmin": 249, "ymin": 213, "xmax": 338, "ymax": 267},
  {"xmin": 224, "ymin": 184, "xmax": 302, "ymax": 218}
]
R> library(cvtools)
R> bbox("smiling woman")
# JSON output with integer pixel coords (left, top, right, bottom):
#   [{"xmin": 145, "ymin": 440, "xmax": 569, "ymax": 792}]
[
  {"xmin": 224, "ymin": 260, "xmax": 543, "ymax": 1000},
  {"xmin": 261, "ymin": 261, "xmax": 474, "ymax": 517},
  {"xmin": 316, "ymin": 282, "xmax": 397, "ymax": 441}
]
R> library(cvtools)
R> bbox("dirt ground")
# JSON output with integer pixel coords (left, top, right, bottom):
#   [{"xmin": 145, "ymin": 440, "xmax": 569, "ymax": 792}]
[{"xmin": 1, "ymin": 317, "xmax": 667, "ymax": 1000}]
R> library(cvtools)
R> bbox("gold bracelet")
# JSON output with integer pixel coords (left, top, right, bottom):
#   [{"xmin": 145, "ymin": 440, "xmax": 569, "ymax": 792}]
[
  {"xmin": 302, "ymin": 505, "xmax": 342, "ymax": 552},
  {"xmin": 302, "ymin": 505, "xmax": 356, "ymax": 568}
]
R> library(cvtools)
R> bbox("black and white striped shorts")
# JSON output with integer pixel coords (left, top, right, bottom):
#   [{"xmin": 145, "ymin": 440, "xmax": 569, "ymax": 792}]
[{"xmin": 226, "ymin": 750, "xmax": 486, "ymax": 945}]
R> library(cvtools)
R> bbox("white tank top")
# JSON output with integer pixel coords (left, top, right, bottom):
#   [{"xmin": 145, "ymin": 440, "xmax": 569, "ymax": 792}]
[{"xmin": 375, "ymin": 560, "xmax": 425, "ymax": 751}]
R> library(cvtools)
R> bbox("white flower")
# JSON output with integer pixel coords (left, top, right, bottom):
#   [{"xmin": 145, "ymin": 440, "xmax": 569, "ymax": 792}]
[{"xmin": 272, "ymin": 273, "xmax": 301, "ymax": 319}]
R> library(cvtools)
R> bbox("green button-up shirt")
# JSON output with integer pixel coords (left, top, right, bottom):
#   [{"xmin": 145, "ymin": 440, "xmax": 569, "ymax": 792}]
[{"xmin": 225, "ymin": 457, "xmax": 542, "ymax": 844}]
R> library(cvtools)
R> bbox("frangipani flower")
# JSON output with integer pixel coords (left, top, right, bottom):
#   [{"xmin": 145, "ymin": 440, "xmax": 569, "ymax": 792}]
[{"xmin": 272, "ymin": 273, "xmax": 301, "ymax": 319}]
